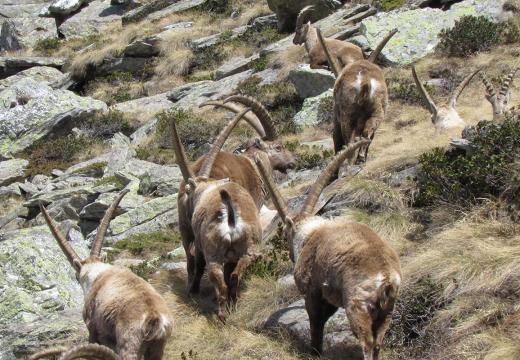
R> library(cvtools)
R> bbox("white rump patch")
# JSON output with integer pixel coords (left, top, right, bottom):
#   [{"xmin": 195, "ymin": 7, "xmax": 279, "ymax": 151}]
[
  {"xmin": 374, "ymin": 272, "xmax": 385, "ymax": 289},
  {"xmin": 370, "ymin": 78, "xmax": 379, "ymax": 98},
  {"xmin": 354, "ymin": 71, "xmax": 363, "ymax": 94},
  {"xmin": 218, "ymin": 204, "xmax": 244, "ymax": 243}
]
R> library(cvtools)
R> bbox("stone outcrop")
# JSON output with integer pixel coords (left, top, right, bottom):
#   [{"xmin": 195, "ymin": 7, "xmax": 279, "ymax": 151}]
[
  {"xmin": 288, "ymin": 64, "xmax": 335, "ymax": 99},
  {"xmin": 0, "ymin": 66, "xmax": 66, "ymax": 89},
  {"xmin": 293, "ymin": 89, "xmax": 333, "ymax": 127},
  {"xmin": 0, "ymin": 159, "xmax": 28, "ymax": 187},
  {"xmin": 0, "ymin": 17, "xmax": 58, "ymax": 51}
]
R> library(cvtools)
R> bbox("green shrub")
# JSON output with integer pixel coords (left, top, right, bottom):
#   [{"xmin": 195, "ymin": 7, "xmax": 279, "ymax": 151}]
[
  {"xmin": 388, "ymin": 77, "xmax": 436, "ymax": 105},
  {"xmin": 34, "ymin": 38, "xmax": 61, "ymax": 54},
  {"xmin": 376, "ymin": 0, "xmax": 405, "ymax": 11},
  {"xmin": 94, "ymin": 175, "xmax": 125, "ymax": 188},
  {"xmin": 284, "ymin": 140, "xmax": 333, "ymax": 170},
  {"xmin": 114, "ymin": 230, "xmax": 180, "ymax": 256},
  {"xmin": 155, "ymin": 109, "xmax": 226, "ymax": 160},
  {"xmin": 438, "ymin": 16, "xmax": 518, "ymax": 57},
  {"xmin": 80, "ymin": 110, "xmax": 134, "ymax": 139},
  {"xmin": 246, "ymin": 226, "xmax": 291, "ymax": 279},
  {"xmin": 416, "ymin": 116, "xmax": 520, "ymax": 216}
]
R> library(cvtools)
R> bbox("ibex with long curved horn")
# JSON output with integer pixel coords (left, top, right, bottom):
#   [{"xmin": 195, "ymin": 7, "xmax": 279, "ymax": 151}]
[
  {"xmin": 173, "ymin": 108, "xmax": 262, "ymax": 322},
  {"xmin": 39, "ymin": 191, "xmax": 172, "ymax": 360},
  {"xmin": 255, "ymin": 139, "xmax": 401, "ymax": 360},
  {"xmin": 412, "ymin": 66, "xmax": 481, "ymax": 129},
  {"xmin": 30, "ymin": 344, "xmax": 119, "ymax": 360},
  {"xmin": 480, "ymin": 67, "xmax": 518, "ymax": 121},
  {"xmin": 294, "ymin": 5, "xmax": 364, "ymax": 71}
]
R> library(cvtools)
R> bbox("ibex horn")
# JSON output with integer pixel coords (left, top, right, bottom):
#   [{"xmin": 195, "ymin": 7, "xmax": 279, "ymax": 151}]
[
  {"xmin": 368, "ymin": 28, "xmax": 398, "ymax": 64},
  {"xmin": 448, "ymin": 69, "xmax": 481, "ymax": 109},
  {"xmin": 316, "ymin": 28, "xmax": 340, "ymax": 77},
  {"xmin": 224, "ymin": 95, "xmax": 277, "ymax": 140},
  {"xmin": 254, "ymin": 154, "xmax": 289, "ymax": 223},
  {"xmin": 29, "ymin": 346, "xmax": 68, "ymax": 360},
  {"xmin": 411, "ymin": 66, "xmax": 438, "ymax": 115},
  {"xmin": 480, "ymin": 72, "xmax": 496, "ymax": 98},
  {"xmin": 171, "ymin": 115, "xmax": 196, "ymax": 184},
  {"xmin": 58, "ymin": 344, "xmax": 119, "ymax": 360},
  {"xmin": 498, "ymin": 67, "xmax": 518, "ymax": 99}
]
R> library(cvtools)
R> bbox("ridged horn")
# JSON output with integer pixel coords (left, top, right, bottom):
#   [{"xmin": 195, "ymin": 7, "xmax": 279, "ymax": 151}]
[
  {"xmin": 224, "ymin": 95, "xmax": 277, "ymax": 140},
  {"xmin": 449, "ymin": 69, "xmax": 481, "ymax": 109},
  {"xmin": 253, "ymin": 155, "xmax": 289, "ymax": 223},
  {"xmin": 40, "ymin": 204, "xmax": 82, "ymax": 269},
  {"xmin": 316, "ymin": 28, "xmax": 340, "ymax": 77},
  {"xmin": 498, "ymin": 67, "xmax": 518, "ymax": 99},
  {"xmin": 480, "ymin": 72, "xmax": 496, "ymax": 97},
  {"xmin": 29, "ymin": 346, "xmax": 68, "ymax": 360},
  {"xmin": 91, "ymin": 189, "xmax": 129, "ymax": 257},
  {"xmin": 296, "ymin": 5, "xmax": 315, "ymax": 30},
  {"xmin": 368, "ymin": 28, "xmax": 398, "ymax": 63},
  {"xmin": 299, "ymin": 138, "xmax": 371, "ymax": 217},
  {"xmin": 58, "ymin": 344, "xmax": 119, "ymax": 360},
  {"xmin": 199, "ymin": 100, "xmax": 266, "ymax": 138},
  {"xmin": 171, "ymin": 114, "xmax": 195, "ymax": 183},
  {"xmin": 198, "ymin": 108, "xmax": 252, "ymax": 178},
  {"xmin": 412, "ymin": 66, "xmax": 438, "ymax": 115}
]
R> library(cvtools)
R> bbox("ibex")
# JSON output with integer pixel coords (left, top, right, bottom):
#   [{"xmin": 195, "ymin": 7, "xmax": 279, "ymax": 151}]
[
  {"xmin": 255, "ymin": 139, "xmax": 401, "ymax": 360},
  {"xmin": 39, "ymin": 190, "xmax": 173, "ymax": 360},
  {"xmin": 480, "ymin": 67, "xmax": 518, "ymax": 120},
  {"xmin": 30, "ymin": 344, "xmax": 119, "ymax": 360},
  {"xmin": 293, "ymin": 5, "xmax": 364, "ymax": 70},
  {"xmin": 197, "ymin": 95, "xmax": 297, "ymax": 209},
  {"xmin": 172, "ymin": 108, "xmax": 262, "ymax": 322},
  {"xmin": 412, "ymin": 66, "xmax": 481, "ymax": 129}
]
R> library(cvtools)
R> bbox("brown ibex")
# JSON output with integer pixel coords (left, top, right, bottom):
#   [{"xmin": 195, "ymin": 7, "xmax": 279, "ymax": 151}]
[
  {"xmin": 173, "ymin": 108, "xmax": 262, "ymax": 322},
  {"xmin": 30, "ymin": 344, "xmax": 119, "ymax": 360},
  {"xmin": 255, "ymin": 139, "xmax": 401, "ymax": 359},
  {"xmin": 480, "ymin": 67, "xmax": 518, "ymax": 120},
  {"xmin": 412, "ymin": 66, "xmax": 481, "ymax": 129},
  {"xmin": 293, "ymin": 6, "xmax": 364, "ymax": 71},
  {"xmin": 39, "ymin": 191, "xmax": 173, "ymax": 360}
]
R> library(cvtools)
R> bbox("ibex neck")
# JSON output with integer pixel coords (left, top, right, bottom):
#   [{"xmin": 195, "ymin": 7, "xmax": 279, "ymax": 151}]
[{"xmin": 305, "ymin": 26, "xmax": 319, "ymax": 55}]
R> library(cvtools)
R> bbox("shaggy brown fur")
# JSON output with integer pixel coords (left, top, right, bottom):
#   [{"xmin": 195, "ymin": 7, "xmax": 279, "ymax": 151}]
[
  {"xmin": 255, "ymin": 140, "xmax": 401, "ymax": 360},
  {"xmin": 172, "ymin": 109, "xmax": 262, "ymax": 321},
  {"xmin": 40, "ymin": 191, "xmax": 172, "ymax": 360}
]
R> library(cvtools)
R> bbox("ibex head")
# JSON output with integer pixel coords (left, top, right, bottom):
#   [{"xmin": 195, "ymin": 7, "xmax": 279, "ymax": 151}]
[
  {"xmin": 412, "ymin": 66, "xmax": 480, "ymax": 129},
  {"xmin": 200, "ymin": 95, "xmax": 297, "ymax": 173},
  {"xmin": 293, "ymin": 5, "xmax": 315, "ymax": 45},
  {"xmin": 255, "ymin": 138, "xmax": 370, "ymax": 261},
  {"xmin": 40, "ymin": 189, "xmax": 128, "ymax": 287},
  {"xmin": 480, "ymin": 67, "xmax": 518, "ymax": 121}
]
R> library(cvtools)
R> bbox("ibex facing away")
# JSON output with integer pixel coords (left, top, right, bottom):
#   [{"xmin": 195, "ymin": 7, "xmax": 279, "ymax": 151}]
[
  {"xmin": 412, "ymin": 66, "xmax": 481, "ymax": 129},
  {"xmin": 172, "ymin": 109, "xmax": 262, "ymax": 321},
  {"xmin": 294, "ymin": 6, "xmax": 364, "ymax": 71},
  {"xmin": 255, "ymin": 139, "xmax": 401, "ymax": 359},
  {"xmin": 40, "ymin": 191, "xmax": 173, "ymax": 360},
  {"xmin": 480, "ymin": 67, "xmax": 518, "ymax": 120}
]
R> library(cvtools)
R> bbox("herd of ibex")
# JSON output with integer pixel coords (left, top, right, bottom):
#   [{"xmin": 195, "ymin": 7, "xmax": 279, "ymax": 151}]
[{"xmin": 31, "ymin": 4, "xmax": 517, "ymax": 360}]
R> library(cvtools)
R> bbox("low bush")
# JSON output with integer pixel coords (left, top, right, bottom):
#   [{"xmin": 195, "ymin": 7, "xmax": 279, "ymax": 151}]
[
  {"xmin": 387, "ymin": 76, "xmax": 436, "ymax": 105},
  {"xmin": 246, "ymin": 226, "xmax": 291, "ymax": 279},
  {"xmin": 438, "ymin": 15, "xmax": 520, "ymax": 57},
  {"xmin": 34, "ymin": 38, "xmax": 61, "ymax": 55},
  {"xmin": 284, "ymin": 140, "xmax": 333, "ymax": 170},
  {"xmin": 416, "ymin": 115, "xmax": 520, "ymax": 219},
  {"xmin": 79, "ymin": 110, "xmax": 134, "ymax": 139},
  {"xmin": 201, "ymin": 0, "xmax": 230, "ymax": 14}
]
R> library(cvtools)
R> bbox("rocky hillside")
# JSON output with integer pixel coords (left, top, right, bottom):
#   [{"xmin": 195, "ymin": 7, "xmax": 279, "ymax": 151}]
[{"xmin": 1, "ymin": 0, "xmax": 519, "ymax": 359}]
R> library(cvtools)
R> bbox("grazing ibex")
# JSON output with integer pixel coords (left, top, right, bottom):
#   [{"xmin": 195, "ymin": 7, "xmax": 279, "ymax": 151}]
[
  {"xmin": 294, "ymin": 5, "xmax": 364, "ymax": 70},
  {"xmin": 40, "ymin": 191, "xmax": 173, "ymax": 360},
  {"xmin": 30, "ymin": 344, "xmax": 119, "ymax": 360},
  {"xmin": 255, "ymin": 139, "xmax": 401, "ymax": 359},
  {"xmin": 173, "ymin": 108, "xmax": 262, "ymax": 322},
  {"xmin": 412, "ymin": 66, "xmax": 481, "ymax": 129},
  {"xmin": 480, "ymin": 67, "xmax": 518, "ymax": 120},
  {"xmin": 197, "ymin": 95, "xmax": 297, "ymax": 209}
]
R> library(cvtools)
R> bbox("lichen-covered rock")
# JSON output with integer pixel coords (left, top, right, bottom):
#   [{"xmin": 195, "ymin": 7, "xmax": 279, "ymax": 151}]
[
  {"xmin": 58, "ymin": 0, "xmax": 126, "ymax": 39},
  {"xmin": 0, "ymin": 17, "xmax": 57, "ymax": 51},
  {"xmin": 266, "ymin": 0, "xmax": 345, "ymax": 32},
  {"xmin": 293, "ymin": 89, "xmax": 333, "ymax": 127},
  {"xmin": 264, "ymin": 299, "xmax": 362, "ymax": 357},
  {"xmin": 0, "ymin": 56, "xmax": 65, "ymax": 79},
  {"xmin": 0, "ymin": 0, "xmax": 52, "ymax": 18},
  {"xmin": 288, "ymin": 64, "xmax": 335, "ymax": 99},
  {"xmin": 0, "ymin": 158, "xmax": 28, "ymax": 187},
  {"xmin": 0, "ymin": 225, "xmax": 87, "ymax": 328},
  {"xmin": 0, "ymin": 78, "xmax": 106, "ymax": 158},
  {"xmin": 361, "ymin": 0, "xmax": 508, "ymax": 65},
  {"xmin": 0, "ymin": 66, "xmax": 66, "ymax": 91},
  {"xmin": 112, "ymin": 93, "xmax": 172, "ymax": 122},
  {"xmin": 47, "ymin": 0, "xmax": 88, "ymax": 15}
]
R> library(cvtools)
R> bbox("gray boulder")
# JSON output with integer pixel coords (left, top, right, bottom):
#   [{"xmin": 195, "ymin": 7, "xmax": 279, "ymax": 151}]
[
  {"xmin": 0, "ymin": 66, "xmax": 66, "ymax": 90},
  {"xmin": 58, "ymin": 0, "xmax": 126, "ymax": 39},
  {"xmin": 361, "ymin": 0, "xmax": 508, "ymax": 65},
  {"xmin": 123, "ymin": 24, "xmax": 194, "ymax": 57},
  {"xmin": 0, "ymin": 17, "xmax": 57, "ymax": 51},
  {"xmin": 146, "ymin": 0, "xmax": 207, "ymax": 22},
  {"xmin": 122, "ymin": 0, "xmax": 176, "ymax": 24},
  {"xmin": 215, "ymin": 55, "xmax": 259, "ymax": 80},
  {"xmin": 0, "ymin": 0, "xmax": 52, "ymax": 18},
  {"xmin": 293, "ymin": 89, "xmax": 333, "ymax": 127},
  {"xmin": 266, "ymin": 0, "xmax": 345, "ymax": 32},
  {"xmin": 0, "ymin": 56, "xmax": 65, "ymax": 79},
  {"xmin": 112, "ymin": 93, "xmax": 172, "ymax": 122},
  {"xmin": 0, "ymin": 159, "xmax": 28, "ymax": 187},
  {"xmin": 264, "ymin": 299, "xmax": 362, "ymax": 358},
  {"xmin": 288, "ymin": 64, "xmax": 335, "ymax": 99},
  {"xmin": 48, "ymin": 0, "xmax": 89, "ymax": 15},
  {"xmin": 0, "ymin": 78, "xmax": 106, "ymax": 158}
]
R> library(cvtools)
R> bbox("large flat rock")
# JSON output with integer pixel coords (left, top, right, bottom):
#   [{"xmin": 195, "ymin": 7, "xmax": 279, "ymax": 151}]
[
  {"xmin": 0, "ymin": 17, "xmax": 58, "ymax": 51},
  {"xmin": 0, "ymin": 65, "xmax": 66, "ymax": 89},
  {"xmin": 0, "ymin": 159, "xmax": 28, "ymax": 187}
]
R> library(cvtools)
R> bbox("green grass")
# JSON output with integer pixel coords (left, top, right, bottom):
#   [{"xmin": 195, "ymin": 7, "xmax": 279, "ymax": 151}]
[
  {"xmin": 113, "ymin": 230, "xmax": 181, "ymax": 256},
  {"xmin": 94, "ymin": 175, "xmax": 125, "ymax": 188}
]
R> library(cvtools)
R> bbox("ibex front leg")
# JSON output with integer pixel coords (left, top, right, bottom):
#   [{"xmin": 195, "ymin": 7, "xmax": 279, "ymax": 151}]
[
  {"xmin": 208, "ymin": 262, "xmax": 228, "ymax": 323},
  {"xmin": 229, "ymin": 254, "xmax": 255, "ymax": 303}
]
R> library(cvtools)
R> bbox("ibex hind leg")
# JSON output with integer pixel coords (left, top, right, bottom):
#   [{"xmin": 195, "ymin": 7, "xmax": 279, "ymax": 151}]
[
  {"xmin": 224, "ymin": 262, "xmax": 237, "ymax": 303},
  {"xmin": 229, "ymin": 254, "xmax": 254, "ymax": 303},
  {"xmin": 144, "ymin": 340, "xmax": 167, "ymax": 360},
  {"xmin": 208, "ymin": 262, "xmax": 229, "ymax": 323},
  {"xmin": 189, "ymin": 250, "xmax": 206, "ymax": 294},
  {"xmin": 305, "ymin": 290, "xmax": 338, "ymax": 356}
]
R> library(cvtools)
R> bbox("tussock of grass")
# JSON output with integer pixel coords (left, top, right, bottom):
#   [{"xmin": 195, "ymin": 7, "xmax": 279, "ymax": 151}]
[{"xmin": 338, "ymin": 177, "xmax": 406, "ymax": 212}]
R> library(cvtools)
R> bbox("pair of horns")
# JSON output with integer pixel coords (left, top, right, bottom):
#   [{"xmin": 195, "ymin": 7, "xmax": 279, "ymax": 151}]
[
  {"xmin": 317, "ymin": 28, "xmax": 399, "ymax": 77},
  {"xmin": 255, "ymin": 138, "xmax": 371, "ymax": 221},
  {"xmin": 30, "ymin": 344, "xmax": 118, "ymax": 360},
  {"xmin": 481, "ymin": 67, "xmax": 518, "ymax": 100},
  {"xmin": 296, "ymin": 5, "xmax": 316, "ymax": 30},
  {"xmin": 412, "ymin": 66, "xmax": 481, "ymax": 115},
  {"xmin": 200, "ymin": 95, "xmax": 277, "ymax": 141},
  {"xmin": 40, "ymin": 189, "xmax": 129, "ymax": 268},
  {"xmin": 172, "ymin": 106, "xmax": 253, "ymax": 184}
]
